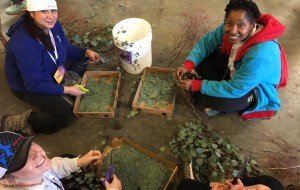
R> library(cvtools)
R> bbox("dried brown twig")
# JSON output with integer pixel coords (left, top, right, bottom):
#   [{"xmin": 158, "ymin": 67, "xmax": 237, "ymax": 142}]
[
  {"xmin": 268, "ymin": 164, "xmax": 300, "ymax": 170},
  {"xmin": 259, "ymin": 128, "xmax": 300, "ymax": 187},
  {"xmin": 262, "ymin": 128, "xmax": 300, "ymax": 152},
  {"xmin": 168, "ymin": 7, "xmax": 215, "ymax": 66}
]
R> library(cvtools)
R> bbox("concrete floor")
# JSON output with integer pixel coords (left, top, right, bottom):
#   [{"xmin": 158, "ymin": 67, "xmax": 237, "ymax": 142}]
[{"xmin": 1, "ymin": 0, "xmax": 300, "ymax": 189}]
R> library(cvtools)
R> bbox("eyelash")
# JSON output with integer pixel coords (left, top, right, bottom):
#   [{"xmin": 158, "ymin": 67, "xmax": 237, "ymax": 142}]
[{"xmin": 225, "ymin": 22, "xmax": 245, "ymax": 28}]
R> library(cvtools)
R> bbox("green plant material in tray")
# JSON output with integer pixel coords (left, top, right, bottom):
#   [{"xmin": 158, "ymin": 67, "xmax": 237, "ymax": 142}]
[
  {"xmin": 138, "ymin": 72, "xmax": 177, "ymax": 108},
  {"xmin": 101, "ymin": 144, "xmax": 172, "ymax": 190},
  {"xmin": 79, "ymin": 78, "xmax": 117, "ymax": 112}
]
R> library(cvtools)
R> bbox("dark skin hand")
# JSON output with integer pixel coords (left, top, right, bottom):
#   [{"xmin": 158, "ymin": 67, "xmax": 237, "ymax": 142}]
[
  {"xmin": 178, "ymin": 79, "xmax": 193, "ymax": 91},
  {"xmin": 176, "ymin": 66, "xmax": 193, "ymax": 91}
]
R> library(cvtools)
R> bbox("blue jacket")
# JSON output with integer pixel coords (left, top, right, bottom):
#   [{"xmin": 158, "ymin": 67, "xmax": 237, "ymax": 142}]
[
  {"xmin": 185, "ymin": 14, "xmax": 286, "ymax": 120},
  {"xmin": 5, "ymin": 17, "xmax": 87, "ymax": 94}
]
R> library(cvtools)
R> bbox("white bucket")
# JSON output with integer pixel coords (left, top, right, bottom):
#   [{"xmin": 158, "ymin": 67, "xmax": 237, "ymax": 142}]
[{"xmin": 112, "ymin": 18, "xmax": 152, "ymax": 74}]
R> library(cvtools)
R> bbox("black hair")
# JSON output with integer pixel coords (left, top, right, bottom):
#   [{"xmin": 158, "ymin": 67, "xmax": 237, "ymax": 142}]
[
  {"xmin": 24, "ymin": 11, "xmax": 54, "ymax": 51},
  {"xmin": 224, "ymin": 0, "xmax": 261, "ymax": 22}
]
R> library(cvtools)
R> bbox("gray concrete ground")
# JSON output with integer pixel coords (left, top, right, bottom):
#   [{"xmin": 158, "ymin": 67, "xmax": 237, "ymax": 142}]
[{"xmin": 1, "ymin": 0, "xmax": 300, "ymax": 189}]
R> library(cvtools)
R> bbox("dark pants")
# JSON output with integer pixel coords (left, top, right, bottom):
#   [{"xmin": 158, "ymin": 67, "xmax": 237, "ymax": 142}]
[
  {"xmin": 177, "ymin": 176, "xmax": 284, "ymax": 190},
  {"xmin": 11, "ymin": 60, "xmax": 87, "ymax": 134},
  {"xmin": 193, "ymin": 51, "xmax": 255, "ymax": 114},
  {"xmin": 11, "ymin": 0, "xmax": 23, "ymax": 4},
  {"xmin": 11, "ymin": 90, "xmax": 74, "ymax": 134}
]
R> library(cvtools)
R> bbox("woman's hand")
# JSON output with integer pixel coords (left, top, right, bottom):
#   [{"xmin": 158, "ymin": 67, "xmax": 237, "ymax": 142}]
[
  {"xmin": 176, "ymin": 66, "xmax": 188, "ymax": 80},
  {"xmin": 226, "ymin": 179, "xmax": 245, "ymax": 190},
  {"xmin": 101, "ymin": 174, "xmax": 122, "ymax": 190},
  {"xmin": 211, "ymin": 182, "xmax": 229, "ymax": 190},
  {"xmin": 226, "ymin": 179, "xmax": 271, "ymax": 190},
  {"xmin": 178, "ymin": 79, "xmax": 193, "ymax": 91},
  {"xmin": 63, "ymin": 85, "xmax": 86, "ymax": 96},
  {"xmin": 85, "ymin": 49, "xmax": 100, "ymax": 62},
  {"xmin": 76, "ymin": 150, "xmax": 102, "ymax": 168}
]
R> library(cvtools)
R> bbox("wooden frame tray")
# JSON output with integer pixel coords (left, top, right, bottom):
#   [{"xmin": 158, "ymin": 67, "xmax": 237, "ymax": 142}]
[
  {"xmin": 73, "ymin": 71, "xmax": 121, "ymax": 118},
  {"xmin": 132, "ymin": 67, "xmax": 177, "ymax": 116},
  {"xmin": 98, "ymin": 137, "xmax": 177, "ymax": 190}
]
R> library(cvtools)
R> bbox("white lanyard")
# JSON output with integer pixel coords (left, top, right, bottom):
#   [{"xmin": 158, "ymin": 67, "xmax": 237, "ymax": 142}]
[
  {"xmin": 48, "ymin": 30, "xmax": 58, "ymax": 66},
  {"xmin": 44, "ymin": 172, "xmax": 64, "ymax": 190}
]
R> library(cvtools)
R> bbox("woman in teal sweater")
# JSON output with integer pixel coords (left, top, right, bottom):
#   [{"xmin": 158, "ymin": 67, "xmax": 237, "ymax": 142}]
[{"xmin": 177, "ymin": 0, "xmax": 288, "ymax": 120}]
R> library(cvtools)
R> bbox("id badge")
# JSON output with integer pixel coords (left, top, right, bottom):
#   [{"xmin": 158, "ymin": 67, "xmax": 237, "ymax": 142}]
[{"xmin": 53, "ymin": 65, "xmax": 66, "ymax": 84}]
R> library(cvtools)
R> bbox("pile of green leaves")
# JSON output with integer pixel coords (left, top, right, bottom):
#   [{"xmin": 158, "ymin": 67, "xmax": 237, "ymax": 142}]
[
  {"xmin": 138, "ymin": 72, "xmax": 177, "ymax": 108},
  {"xmin": 101, "ymin": 145, "xmax": 172, "ymax": 190},
  {"xmin": 79, "ymin": 78, "xmax": 117, "ymax": 112},
  {"xmin": 61, "ymin": 170, "xmax": 104, "ymax": 190},
  {"xmin": 63, "ymin": 22, "xmax": 118, "ymax": 64},
  {"xmin": 169, "ymin": 120, "xmax": 262, "ymax": 182}
]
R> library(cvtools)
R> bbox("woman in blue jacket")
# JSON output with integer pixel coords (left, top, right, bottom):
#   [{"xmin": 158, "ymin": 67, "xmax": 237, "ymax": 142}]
[
  {"xmin": 1, "ymin": 0, "xmax": 99, "ymax": 135},
  {"xmin": 176, "ymin": 0, "xmax": 288, "ymax": 120}
]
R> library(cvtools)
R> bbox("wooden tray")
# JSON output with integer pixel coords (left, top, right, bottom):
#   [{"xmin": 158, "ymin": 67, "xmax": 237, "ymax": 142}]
[
  {"xmin": 98, "ymin": 137, "xmax": 178, "ymax": 190},
  {"xmin": 132, "ymin": 67, "xmax": 177, "ymax": 116},
  {"xmin": 73, "ymin": 71, "xmax": 121, "ymax": 118}
]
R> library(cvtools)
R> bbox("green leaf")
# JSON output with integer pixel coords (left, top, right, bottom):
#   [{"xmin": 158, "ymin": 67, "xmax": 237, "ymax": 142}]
[
  {"xmin": 196, "ymin": 158, "xmax": 203, "ymax": 166},
  {"xmin": 73, "ymin": 35, "xmax": 81, "ymax": 43},
  {"xmin": 250, "ymin": 159, "xmax": 257, "ymax": 165},
  {"xmin": 232, "ymin": 170, "xmax": 239, "ymax": 177},
  {"xmin": 190, "ymin": 149, "xmax": 197, "ymax": 157},
  {"xmin": 196, "ymin": 148, "xmax": 204, "ymax": 154},
  {"xmin": 209, "ymin": 155, "xmax": 217, "ymax": 163},
  {"xmin": 187, "ymin": 138, "xmax": 193, "ymax": 144},
  {"xmin": 226, "ymin": 144, "xmax": 231, "ymax": 150},
  {"xmin": 100, "ymin": 58, "xmax": 106, "ymax": 64},
  {"xmin": 217, "ymin": 138, "xmax": 223, "ymax": 145},
  {"xmin": 239, "ymin": 154, "xmax": 244, "ymax": 162},
  {"xmin": 201, "ymin": 142, "xmax": 208, "ymax": 148},
  {"xmin": 231, "ymin": 160, "xmax": 238, "ymax": 166},
  {"xmin": 211, "ymin": 143, "xmax": 218, "ymax": 149},
  {"xmin": 91, "ymin": 40, "xmax": 98, "ymax": 46},
  {"xmin": 215, "ymin": 150, "xmax": 221, "ymax": 157},
  {"xmin": 211, "ymin": 171, "xmax": 218, "ymax": 177},
  {"xmin": 246, "ymin": 165, "xmax": 252, "ymax": 172},
  {"xmin": 84, "ymin": 38, "xmax": 90, "ymax": 44},
  {"xmin": 130, "ymin": 110, "xmax": 139, "ymax": 116}
]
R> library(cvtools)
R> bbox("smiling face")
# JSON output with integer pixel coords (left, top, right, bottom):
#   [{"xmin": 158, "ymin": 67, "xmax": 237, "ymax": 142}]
[
  {"xmin": 224, "ymin": 10, "xmax": 255, "ymax": 44},
  {"xmin": 11, "ymin": 143, "xmax": 51, "ymax": 183},
  {"xmin": 30, "ymin": 10, "xmax": 58, "ymax": 31}
]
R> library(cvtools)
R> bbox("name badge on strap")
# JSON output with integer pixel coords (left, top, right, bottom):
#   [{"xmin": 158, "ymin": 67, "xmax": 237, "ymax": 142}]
[{"xmin": 53, "ymin": 65, "xmax": 66, "ymax": 84}]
